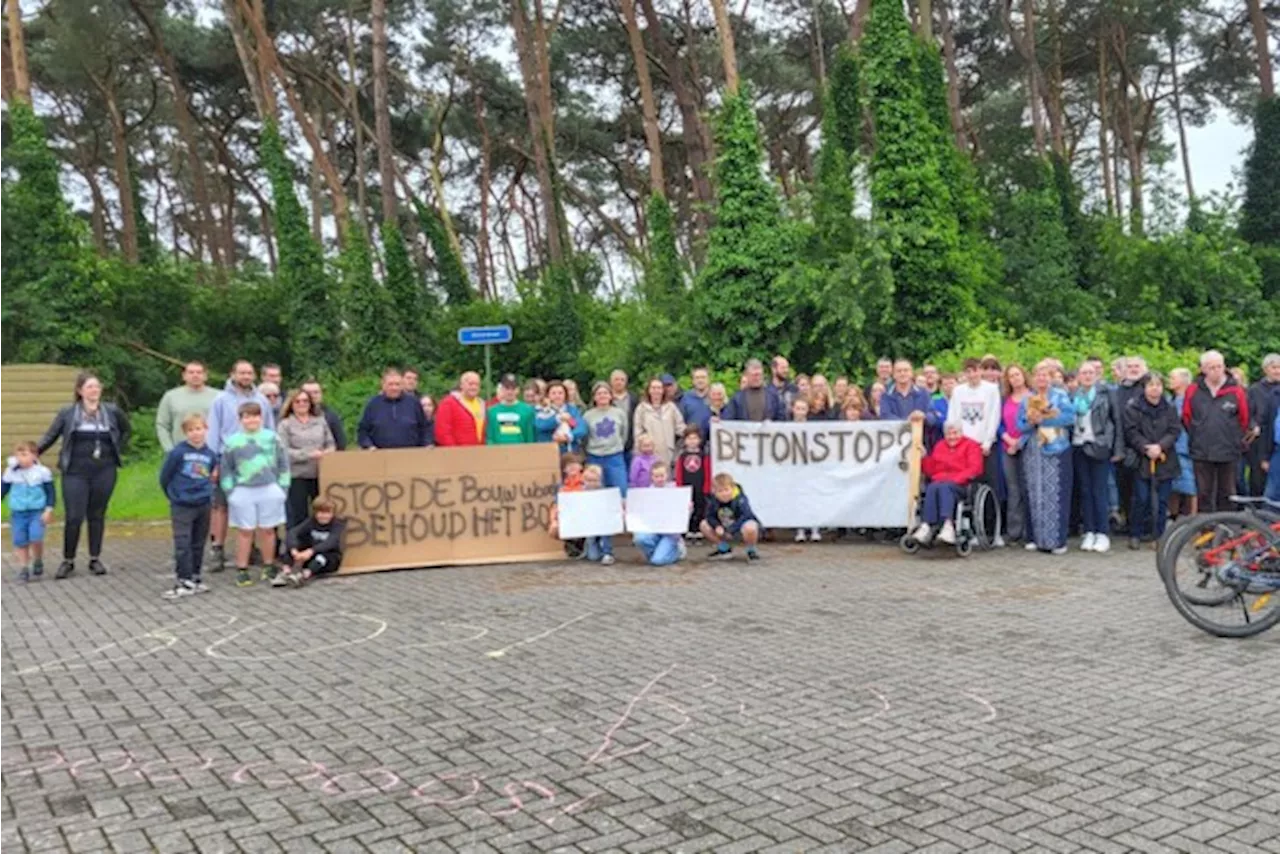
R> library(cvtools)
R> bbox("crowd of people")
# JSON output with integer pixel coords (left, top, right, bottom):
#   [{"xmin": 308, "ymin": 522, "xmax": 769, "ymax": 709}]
[{"xmin": 4, "ymin": 350, "xmax": 1278, "ymax": 591}]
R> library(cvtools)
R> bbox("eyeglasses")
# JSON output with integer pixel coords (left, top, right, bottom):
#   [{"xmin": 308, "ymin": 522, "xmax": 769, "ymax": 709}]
[{"xmin": 265, "ymin": 393, "xmax": 280, "ymax": 400}]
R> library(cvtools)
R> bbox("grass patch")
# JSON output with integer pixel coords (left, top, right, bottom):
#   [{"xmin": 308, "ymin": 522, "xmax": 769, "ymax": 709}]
[{"xmin": 2, "ymin": 456, "xmax": 168, "ymax": 524}]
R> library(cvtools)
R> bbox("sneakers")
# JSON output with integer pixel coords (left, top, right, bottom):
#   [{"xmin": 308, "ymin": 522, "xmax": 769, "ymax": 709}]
[
  {"xmin": 193, "ymin": 579, "xmax": 210, "ymax": 594},
  {"xmin": 809, "ymin": 529, "xmax": 822, "ymax": 542},
  {"xmin": 1129, "ymin": 538, "xmax": 1141, "ymax": 550},
  {"xmin": 17, "ymin": 567, "xmax": 30, "ymax": 582},
  {"xmin": 691, "ymin": 532, "xmax": 705, "ymax": 542},
  {"xmin": 162, "ymin": 581, "xmax": 196, "ymax": 600},
  {"xmin": 235, "ymin": 569, "xmax": 253, "ymax": 587},
  {"xmin": 746, "ymin": 549, "xmax": 761, "ymax": 562},
  {"xmin": 210, "ymin": 545, "xmax": 226, "ymax": 572},
  {"xmin": 287, "ymin": 569, "xmax": 310, "ymax": 588},
  {"xmin": 600, "ymin": 554, "xmax": 616, "ymax": 566},
  {"xmin": 794, "ymin": 529, "xmax": 807, "ymax": 543},
  {"xmin": 88, "ymin": 558, "xmax": 107, "ymax": 576},
  {"xmin": 676, "ymin": 539, "xmax": 688, "ymax": 561},
  {"xmin": 992, "ymin": 535, "xmax": 1006, "ymax": 548},
  {"xmin": 1051, "ymin": 545, "xmax": 1069, "ymax": 555},
  {"xmin": 31, "ymin": 559, "xmax": 43, "ymax": 578},
  {"xmin": 709, "ymin": 547, "xmax": 734, "ymax": 561},
  {"xmin": 270, "ymin": 570, "xmax": 290, "ymax": 587},
  {"xmin": 1093, "ymin": 534, "xmax": 1111, "ymax": 554},
  {"xmin": 938, "ymin": 520, "xmax": 957, "ymax": 545},
  {"xmin": 1024, "ymin": 542, "xmax": 1039, "ymax": 552},
  {"xmin": 912, "ymin": 523, "xmax": 933, "ymax": 544},
  {"xmin": 259, "ymin": 564, "xmax": 277, "ymax": 583},
  {"xmin": 1081, "ymin": 532, "xmax": 1097, "ymax": 552},
  {"xmin": 55, "ymin": 560, "xmax": 75, "ymax": 579}
]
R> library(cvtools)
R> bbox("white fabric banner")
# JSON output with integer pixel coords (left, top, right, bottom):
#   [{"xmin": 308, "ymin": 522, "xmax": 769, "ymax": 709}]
[
  {"xmin": 557, "ymin": 488, "xmax": 625, "ymax": 538},
  {"xmin": 625, "ymin": 487, "xmax": 692, "ymax": 534},
  {"xmin": 710, "ymin": 421, "xmax": 915, "ymax": 528}
]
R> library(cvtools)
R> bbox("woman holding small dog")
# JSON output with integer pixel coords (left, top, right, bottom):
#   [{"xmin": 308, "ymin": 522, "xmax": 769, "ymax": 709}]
[{"xmin": 1016, "ymin": 361, "xmax": 1076, "ymax": 555}]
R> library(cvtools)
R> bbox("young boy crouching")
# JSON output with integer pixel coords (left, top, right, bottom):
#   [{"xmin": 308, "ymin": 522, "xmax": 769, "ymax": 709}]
[
  {"xmin": 700, "ymin": 473, "xmax": 762, "ymax": 562},
  {"xmin": 275, "ymin": 498, "xmax": 345, "ymax": 587}
]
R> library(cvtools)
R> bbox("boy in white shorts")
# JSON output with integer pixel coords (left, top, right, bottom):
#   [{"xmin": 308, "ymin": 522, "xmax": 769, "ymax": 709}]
[{"xmin": 219, "ymin": 402, "xmax": 290, "ymax": 587}]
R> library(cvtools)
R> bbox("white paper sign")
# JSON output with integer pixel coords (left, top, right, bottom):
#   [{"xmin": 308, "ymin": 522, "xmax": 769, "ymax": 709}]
[
  {"xmin": 625, "ymin": 487, "xmax": 692, "ymax": 534},
  {"xmin": 711, "ymin": 421, "xmax": 914, "ymax": 528},
  {"xmin": 557, "ymin": 488, "xmax": 625, "ymax": 538}
]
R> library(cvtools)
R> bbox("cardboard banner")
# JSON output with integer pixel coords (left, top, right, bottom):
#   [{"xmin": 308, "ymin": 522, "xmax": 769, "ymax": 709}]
[
  {"xmin": 557, "ymin": 489, "xmax": 625, "ymax": 538},
  {"xmin": 319, "ymin": 444, "xmax": 563, "ymax": 573},
  {"xmin": 711, "ymin": 421, "xmax": 921, "ymax": 528},
  {"xmin": 625, "ymin": 487, "xmax": 692, "ymax": 534}
]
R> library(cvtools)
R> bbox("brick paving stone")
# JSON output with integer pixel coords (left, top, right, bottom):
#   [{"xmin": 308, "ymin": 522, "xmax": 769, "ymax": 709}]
[{"xmin": 3, "ymin": 535, "xmax": 1279, "ymax": 853}]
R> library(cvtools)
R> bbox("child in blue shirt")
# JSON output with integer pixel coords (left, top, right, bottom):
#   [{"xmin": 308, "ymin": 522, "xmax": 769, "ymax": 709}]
[
  {"xmin": 158, "ymin": 414, "xmax": 219, "ymax": 598},
  {"xmin": 2, "ymin": 442, "xmax": 56, "ymax": 582},
  {"xmin": 700, "ymin": 473, "xmax": 762, "ymax": 562}
]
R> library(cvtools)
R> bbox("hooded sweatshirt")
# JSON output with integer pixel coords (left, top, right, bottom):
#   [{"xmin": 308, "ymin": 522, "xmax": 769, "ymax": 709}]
[
  {"xmin": 2, "ymin": 458, "xmax": 56, "ymax": 512},
  {"xmin": 207, "ymin": 379, "xmax": 275, "ymax": 454},
  {"xmin": 159, "ymin": 441, "xmax": 219, "ymax": 506},
  {"xmin": 219, "ymin": 428, "xmax": 290, "ymax": 492},
  {"xmin": 704, "ymin": 485, "xmax": 758, "ymax": 533}
]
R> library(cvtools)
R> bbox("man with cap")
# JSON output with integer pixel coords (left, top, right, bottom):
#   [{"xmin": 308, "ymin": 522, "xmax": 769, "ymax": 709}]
[{"xmin": 486, "ymin": 374, "xmax": 536, "ymax": 445}]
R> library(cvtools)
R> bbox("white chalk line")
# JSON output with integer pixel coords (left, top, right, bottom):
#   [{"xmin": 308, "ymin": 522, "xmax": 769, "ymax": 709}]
[
  {"xmin": 14, "ymin": 614, "xmax": 238, "ymax": 675},
  {"xmin": 963, "ymin": 692, "xmax": 998, "ymax": 724},
  {"xmin": 204, "ymin": 613, "xmax": 388, "ymax": 661},
  {"xmin": 485, "ymin": 613, "xmax": 592, "ymax": 658}
]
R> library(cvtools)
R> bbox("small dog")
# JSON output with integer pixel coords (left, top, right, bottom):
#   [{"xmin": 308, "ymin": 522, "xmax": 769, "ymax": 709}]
[{"xmin": 1026, "ymin": 395, "xmax": 1062, "ymax": 445}]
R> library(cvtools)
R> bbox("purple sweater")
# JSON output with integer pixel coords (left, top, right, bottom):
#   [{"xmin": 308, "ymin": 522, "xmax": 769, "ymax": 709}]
[{"xmin": 629, "ymin": 453, "xmax": 659, "ymax": 488}]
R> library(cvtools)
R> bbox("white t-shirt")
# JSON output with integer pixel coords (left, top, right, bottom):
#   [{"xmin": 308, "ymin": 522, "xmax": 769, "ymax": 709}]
[{"xmin": 946, "ymin": 381, "xmax": 1001, "ymax": 451}]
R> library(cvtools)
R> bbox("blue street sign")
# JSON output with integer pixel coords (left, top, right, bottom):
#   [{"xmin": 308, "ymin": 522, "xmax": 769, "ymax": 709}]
[{"xmin": 457, "ymin": 325, "xmax": 513, "ymax": 346}]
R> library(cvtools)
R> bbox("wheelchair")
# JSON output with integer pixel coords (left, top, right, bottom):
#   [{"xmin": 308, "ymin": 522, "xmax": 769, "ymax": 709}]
[{"xmin": 899, "ymin": 479, "xmax": 1001, "ymax": 558}]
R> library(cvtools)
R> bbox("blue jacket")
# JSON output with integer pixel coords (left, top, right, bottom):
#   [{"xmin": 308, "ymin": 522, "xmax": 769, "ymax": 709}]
[
  {"xmin": 1016, "ymin": 387, "xmax": 1075, "ymax": 455},
  {"xmin": 2, "ymin": 459, "xmax": 56, "ymax": 512},
  {"xmin": 534, "ymin": 403, "xmax": 588, "ymax": 448},
  {"xmin": 357, "ymin": 393, "xmax": 430, "ymax": 449},
  {"xmin": 724, "ymin": 386, "xmax": 786, "ymax": 422},
  {"xmin": 879, "ymin": 386, "xmax": 940, "ymax": 425},
  {"xmin": 678, "ymin": 390, "xmax": 714, "ymax": 441},
  {"xmin": 159, "ymin": 441, "xmax": 220, "ymax": 507},
  {"xmin": 704, "ymin": 485, "xmax": 759, "ymax": 534}
]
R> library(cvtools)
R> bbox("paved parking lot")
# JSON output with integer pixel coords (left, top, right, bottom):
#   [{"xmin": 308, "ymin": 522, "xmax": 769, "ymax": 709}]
[{"xmin": 3, "ymin": 532, "xmax": 1279, "ymax": 853}]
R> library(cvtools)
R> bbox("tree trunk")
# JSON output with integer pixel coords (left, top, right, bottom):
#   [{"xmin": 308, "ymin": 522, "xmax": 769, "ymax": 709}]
[
  {"xmin": 620, "ymin": 0, "xmax": 665, "ymax": 195},
  {"xmin": 221, "ymin": 0, "xmax": 269, "ymax": 120},
  {"xmin": 510, "ymin": 0, "xmax": 566, "ymax": 264},
  {"xmin": 344, "ymin": 9, "xmax": 369, "ymax": 233},
  {"xmin": 938, "ymin": 0, "xmax": 966, "ymax": 149},
  {"xmin": 6, "ymin": 0, "xmax": 31, "ymax": 104},
  {"xmin": 708, "ymin": 0, "xmax": 740, "ymax": 94},
  {"xmin": 1169, "ymin": 36, "xmax": 1195, "ymax": 204},
  {"xmin": 1245, "ymin": 0, "xmax": 1275, "ymax": 99},
  {"xmin": 129, "ymin": 0, "xmax": 223, "ymax": 269},
  {"xmin": 89, "ymin": 71, "xmax": 139, "ymax": 262},
  {"xmin": 850, "ymin": 0, "xmax": 871, "ymax": 41},
  {"xmin": 370, "ymin": 0, "xmax": 398, "ymax": 224},
  {"xmin": 1098, "ymin": 28, "xmax": 1114, "ymax": 215},
  {"xmin": 917, "ymin": 0, "xmax": 932, "ymax": 42},
  {"xmin": 82, "ymin": 166, "xmax": 109, "ymax": 255},
  {"xmin": 473, "ymin": 82, "xmax": 494, "ymax": 299},
  {"xmin": 1045, "ymin": 0, "xmax": 1066, "ymax": 157},
  {"xmin": 1022, "ymin": 0, "xmax": 1044, "ymax": 155},
  {"xmin": 237, "ymin": 0, "xmax": 349, "ymax": 232}
]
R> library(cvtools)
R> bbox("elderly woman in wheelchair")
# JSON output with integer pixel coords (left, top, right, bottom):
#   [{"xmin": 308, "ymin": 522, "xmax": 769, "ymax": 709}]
[{"xmin": 903, "ymin": 422, "xmax": 988, "ymax": 555}]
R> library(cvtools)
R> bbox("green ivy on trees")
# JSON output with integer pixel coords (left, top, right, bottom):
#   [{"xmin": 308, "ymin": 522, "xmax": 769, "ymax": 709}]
[
  {"xmin": 339, "ymin": 220, "xmax": 404, "ymax": 373},
  {"xmin": 694, "ymin": 88, "xmax": 797, "ymax": 365},
  {"xmin": 829, "ymin": 44, "xmax": 863, "ymax": 162},
  {"xmin": 260, "ymin": 121, "xmax": 338, "ymax": 376},
  {"xmin": 643, "ymin": 192, "xmax": 683, "ymax": 313},
  {"xmin": 1240, "ymin": 97, "xmax": 1280, "ymax": 248},
  {"xmin": 0, "ymin": 102, "xmax": 103, "ymax": 365},
  {"xmin": 863, "ymin": 0, "xmax": 979, "ymax": 359},
  {"xmin": 381, "ymin": 220, "xmax": 431, "ymax": 352},
  {"xmin": 414, "ymin": 199, "xmax": 472, "ymax": 304}
]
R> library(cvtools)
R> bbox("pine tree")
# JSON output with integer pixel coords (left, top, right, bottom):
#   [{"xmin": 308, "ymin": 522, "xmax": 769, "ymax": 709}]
[
  {"xmin": 260, "ymin": 121, "xmax": 338, "ymax": 376},
  {"xmin": 414, "ymin": 199, "xmax": 472, "ymax": 304},
  {"xmin": 643, "ymin": 192, "xmax": 683, "ymax": 311},
  {"xmin": 863, "ymin": 0, "xmax": 979, "ymax": 359},
  {"xmin": 1240, "ymin": 97, "xmax": 1280, "ymax": 246},
  {"xmin": 694, "ymin": 88, "xmax": 796, "ymax": 364},
  {"xmin": 339, "ymin": 220, "xmax": 404, "ymax": 372}
]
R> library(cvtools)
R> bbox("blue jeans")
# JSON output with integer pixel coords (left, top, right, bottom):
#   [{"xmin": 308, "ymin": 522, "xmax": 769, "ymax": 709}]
[
  {"xmin": 1266, "ymin": 451, "xmax": 1280, "ymax": 502},
  {"xmin": 1073, "ymin": 449, "xmax": 1111, "ymax": 535},
  {"xmin": 1131, "ymin": 477, "xmax": 1172, "ymax": 540},
  {"xmin": 585, "ymin": 536, "xmax": 613, "ymax": 561},
  {"xmin": 634, "ymin": 533, "xmax": 681, "ymax": 566},
  {"xmin": 587, "ymin": 452, "xmax": 628, "ymax": 497},
  {"xmin": 922, "ymin": 482, "xmax": 962, "ymax": 525}
]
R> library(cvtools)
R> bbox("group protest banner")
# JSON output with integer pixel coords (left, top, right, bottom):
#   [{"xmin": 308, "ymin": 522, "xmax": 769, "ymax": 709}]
[
  {"xmin": 710, "ymin": 421, "xmax": 923, "ymax": 529},
  {"xmin": 556, "ymin": 488, "xmax": 625, "ymax": 539},
  {"xmin": 319, "ymin": 444, "xmax": 563, "ymax": 573},
  {"xmin": 624, "ymin": 487, "xmax": 693, "ymax": 534}
]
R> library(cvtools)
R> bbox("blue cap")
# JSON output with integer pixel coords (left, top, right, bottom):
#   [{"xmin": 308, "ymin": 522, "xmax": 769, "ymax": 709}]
[{"xmin": 660, "ymin": 373, "xmax": 676, "ymax": 385}]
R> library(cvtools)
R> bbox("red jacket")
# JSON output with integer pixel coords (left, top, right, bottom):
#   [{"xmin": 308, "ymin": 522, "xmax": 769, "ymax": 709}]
[
  {"xmin": 435, "ymin": 392, "xmax": 486, "ymax": 446},
  {"xmin": 922, "ymin": 437, "xmax": 983, "ymax": 486}
]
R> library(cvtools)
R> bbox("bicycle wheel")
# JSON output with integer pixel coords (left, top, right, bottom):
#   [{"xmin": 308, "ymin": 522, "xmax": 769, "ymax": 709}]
[
  {"xmin": 1160, "ymin": 513, "xmax": 1280, "ymax": 638},
  {"xmin": 1160, "ymin": 515, "xmax": 1244, "ymax": 607}
]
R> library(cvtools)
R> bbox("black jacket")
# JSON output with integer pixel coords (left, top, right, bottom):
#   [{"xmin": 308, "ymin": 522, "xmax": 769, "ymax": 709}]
[
  {"xmin": 287, "ymin": 517, "xmax": 346, "ymax": 554},
  {"xmin": 319, "ymin": 405, "xmax": 348, "ymax": 451},
  {"xmin": 38, "ymin": 403, "xmax": 131, "ymax": 472},
  {"xmin": 1124, "ymin": 395, "xmax": 1182, "ymax": 481},
  {"xmin": 1182, "ymin": 375, "xmax": 1249, "ymax": 463},
  {"xmin": 1113, "ymin": 375, "xmax": 1148, "ymax": 432},
  {"xmin": 1074, "ymin": 387, "xmax": 1123, "ymax": 461},
  {"xmin": 1246, "ymin": 378, "xmax": 1280, "ymax": 465}
]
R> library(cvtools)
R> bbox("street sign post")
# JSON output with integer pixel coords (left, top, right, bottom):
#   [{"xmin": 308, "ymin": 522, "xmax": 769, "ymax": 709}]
[{"xmin": 457, "ymin": 325, "xmax": 514, "ymax": 398}]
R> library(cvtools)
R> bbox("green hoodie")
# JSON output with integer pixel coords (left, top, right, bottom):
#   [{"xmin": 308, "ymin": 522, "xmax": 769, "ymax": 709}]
[
  {"xmin": 219, "ymin": 428, "xmax": 291, "ymax": 492},
  {"xmin": 486, "ymin": 401, "xmax": 536, "ymax": 445}
]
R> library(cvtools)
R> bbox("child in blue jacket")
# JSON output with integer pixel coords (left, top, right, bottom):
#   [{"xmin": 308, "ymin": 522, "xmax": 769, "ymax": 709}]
[
  {"xmin": 158, "ymin": 414, "xmax": 219, "ymax": 598},
  {"xmin": 3, "ymin": 442, "xmax": 56, "ymax": 581},
  {"xmin": 699, "ymin": 473, "xmax": 762, "ymax": 562}
]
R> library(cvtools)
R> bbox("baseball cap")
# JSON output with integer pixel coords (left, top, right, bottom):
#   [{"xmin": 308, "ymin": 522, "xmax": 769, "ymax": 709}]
[
  {"xmin": 660, "ymin": 373, "xmax": 676, "ymax": 385},
  {"xmin": 499, "ymin": 373, "xmax": 519, "ymax": 389}
]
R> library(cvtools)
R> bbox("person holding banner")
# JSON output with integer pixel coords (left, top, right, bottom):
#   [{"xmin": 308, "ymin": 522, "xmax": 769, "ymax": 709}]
[
  {"xmin": 1017, "ymin": 361, "xmax": 1076, "ymax": 555},
  {"xmin": 632, "ymin": 463, "xmax": 687, "ymax": 566},
  {"xmin": 581, "ymin": 465, "xmax": 616, "ymax": 565},
  {"xmin": 584, "ymin": 383, "xmax": 630, "ymax": 495}
]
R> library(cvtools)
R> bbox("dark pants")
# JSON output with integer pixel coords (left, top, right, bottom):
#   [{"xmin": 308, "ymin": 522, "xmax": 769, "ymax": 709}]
[
  {"xmin": 287, "ymin": 477, "xmax": 319, "ymax": 531},
  {"xmin": 1073, "ymin": 449, "xmax": 1111, "ymax": 535},
  {"xmin": 62, "ymin": 465, "xmax": 118, "ymax": 559},
  {"xmin": 1131, "ymin": 477, "xmax": 1173, "ymax": 540},
  {"xmin": 923, "ymin": 482, "xmax": 963, "ymax": 525},
  {"xmin": 171, "ymin": 503, "xmax": 212, "ymax": 582},
  {"xmin": 688, "ymin": 490, "xmax": 707, "ymax": 535},
  {"xmin": 1194, "ymin": 460, "xmax": 1237, "ymax": 514},
  {"xmin": 304, "ymin": 553, "xmax": 341, "ymax": 576},
  {"xmin": 1115, "ymin": 465, "xmax": 1135, "ymax": 525},
  {"xmin": 1246, "ymin": 445, "xmax": 1271, "ymax": 496}
]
